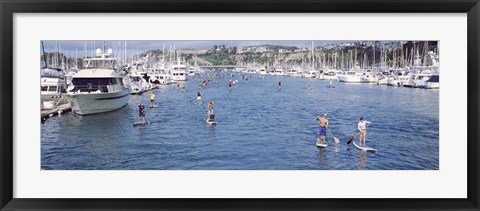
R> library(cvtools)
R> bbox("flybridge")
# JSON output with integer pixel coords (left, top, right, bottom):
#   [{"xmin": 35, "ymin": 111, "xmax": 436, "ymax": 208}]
[{"xmin": 82, "ymin": 48, "xmax": 118, "ymax": 69}]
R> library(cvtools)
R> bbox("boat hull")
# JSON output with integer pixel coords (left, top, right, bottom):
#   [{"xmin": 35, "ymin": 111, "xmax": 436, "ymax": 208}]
[{"xmin": 66, "ymin": 89, "xmax": 130, "ymax": 115}]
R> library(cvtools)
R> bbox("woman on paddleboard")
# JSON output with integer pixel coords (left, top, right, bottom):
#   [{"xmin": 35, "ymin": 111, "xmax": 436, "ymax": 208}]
[{"xmin": 358, "ymin": 117, "xmax": 372, "ymax": 146}]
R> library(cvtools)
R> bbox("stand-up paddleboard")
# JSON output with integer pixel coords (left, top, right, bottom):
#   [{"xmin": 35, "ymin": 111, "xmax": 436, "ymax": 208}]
[
  {"xmin": 353, "ymin": 141, "xmax": 377, "ymax": 152},
  {"xmin": 327, "ymin": 85, "xmax": 335, "ymax": 88},
  {"xmin": 316, "ymin": 137, "xmax": 328, "ymax": 148},
  {"xmin": 206, "ymin": 119, "xmax": 217, "ymax": 125},
  {"xmin": 133, "ymin": 121, "xmax": 150, "ymax": 126},
  {"xmin": 149, "ymin": 105, "xmax": 158, "ymax": 108}
]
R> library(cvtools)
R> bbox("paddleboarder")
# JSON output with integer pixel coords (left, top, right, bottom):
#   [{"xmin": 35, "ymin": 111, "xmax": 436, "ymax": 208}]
[
  {"xmin": 149, "ymin": 91, "xmax": 155, "ymax": 107},
  {"xmin": 316, "ymin": 113, "xmax": 329, "ymax": 144},
  {"xmin": 358, "ymin": 117, "xmax": 372, "ymax": 146},
  {"xmin": 138, "ymin": 103, "xmax": 146, "ymax": 123}
]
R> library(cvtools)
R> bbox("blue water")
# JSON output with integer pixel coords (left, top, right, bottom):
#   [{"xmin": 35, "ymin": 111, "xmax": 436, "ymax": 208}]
[{"xmin": 41, "ymin": 73, "xmax": 439, "ymax": 170}]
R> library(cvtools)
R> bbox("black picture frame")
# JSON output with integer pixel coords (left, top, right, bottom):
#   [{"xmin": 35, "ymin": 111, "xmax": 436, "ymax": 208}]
[{"xmin": 1, "ymin": 0, "xmax": 479, "ymax": 210}]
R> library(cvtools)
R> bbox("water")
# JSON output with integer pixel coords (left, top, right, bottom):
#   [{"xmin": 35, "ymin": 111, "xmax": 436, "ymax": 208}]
[{"xmin": 41, "ymin": 73, "xmax": 439, "ymax": 170}]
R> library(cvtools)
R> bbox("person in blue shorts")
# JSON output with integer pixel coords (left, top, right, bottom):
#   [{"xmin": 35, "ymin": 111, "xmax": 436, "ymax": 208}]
[{"xmin": 316, "ymin": 113, "xmax": 329, "ymax": 144}]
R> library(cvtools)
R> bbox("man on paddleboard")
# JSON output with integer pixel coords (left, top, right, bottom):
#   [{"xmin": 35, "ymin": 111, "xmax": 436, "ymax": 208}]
[
  {"xmin": 139, "ymin": 103, "xmax": 146, "ymax": 123},
  {"xmin": 316, "ymin": 113, "xmax": 329, "ymax": 144},
  {"xmin": 358, "ymin": 117, "xmax": 372, "ymax": 146}
]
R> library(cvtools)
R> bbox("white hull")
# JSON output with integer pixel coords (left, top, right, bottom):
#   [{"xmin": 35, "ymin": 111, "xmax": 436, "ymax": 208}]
[
  {"xmin": 338, "ymin": 75, "xmax": 363, "ymax": 83},
  {"xmin": 425, "ymin": 82, "xmax": 439, "ymax": 89},
  {"xmin": 66, "ymin": 89, "xmax": 130, "ymax": 115},
  {"xmin": 171, "ymin": 75, "xmax": 188, "ymax": 81}
]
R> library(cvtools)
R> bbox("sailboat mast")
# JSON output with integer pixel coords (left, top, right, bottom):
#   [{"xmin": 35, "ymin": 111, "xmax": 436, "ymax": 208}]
[{"xmin": 41, "ymin": 41, "xmax": 48, "ymax": 68}]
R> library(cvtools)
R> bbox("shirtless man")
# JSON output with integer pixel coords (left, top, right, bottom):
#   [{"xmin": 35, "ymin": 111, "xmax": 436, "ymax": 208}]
[{"xmin": 316, "ymin": 113, "xmax": 329, "ymax": 144}]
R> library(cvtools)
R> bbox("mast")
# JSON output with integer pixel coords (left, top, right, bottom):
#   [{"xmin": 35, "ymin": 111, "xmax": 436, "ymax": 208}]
[
  {"xmin": 41, "ymin": 41, "xmax": 48, "ymax": 68},
  {"xmin": 311, "ymin": 41, "xmax": 315, "ymax": 70}
]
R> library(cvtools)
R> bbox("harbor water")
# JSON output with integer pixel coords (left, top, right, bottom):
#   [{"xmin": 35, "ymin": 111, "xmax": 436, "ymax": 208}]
[{"xmin": 41, "ymin": 74, "xmax": 439, "ymax": 170}]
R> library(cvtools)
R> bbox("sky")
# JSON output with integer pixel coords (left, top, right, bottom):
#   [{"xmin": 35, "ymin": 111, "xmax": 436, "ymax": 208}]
[{"xmin": 41, "ymin": 40, "xmax": 344, "ymax": 58}]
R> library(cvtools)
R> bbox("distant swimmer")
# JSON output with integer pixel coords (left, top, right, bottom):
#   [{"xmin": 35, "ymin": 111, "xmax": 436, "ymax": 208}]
[
  {"xmin": 278, "ymin": 81, "xmax": 282, "ymax": 90},
  {"xmin": 228, "ymin": 80, "xmax": 232, "ymax": 88},
  {"xmin": 316, "ymin": 113, "xmax": 329, "ymax": 144},
  {"xmin": 138, "ymin": 103, "xmax": 146, "ymax": 123},
  {"xmin": 358, "ymin": 117, "xmax": 372, "ymax": 146},
  {"xmin": 149, "ymin": 91, "xmax": 155, "ymax": 107},
  {"xmin": 197, "ymin": 90, "xmax": 202, "ymax": 97},
  {"xmin": 308, "ymin": 83, "xmax": 311, "ymax": 90}
]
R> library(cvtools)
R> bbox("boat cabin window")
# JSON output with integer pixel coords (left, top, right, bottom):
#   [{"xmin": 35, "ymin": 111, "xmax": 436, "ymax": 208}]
[
  {"xmin": 83, "ymin": 59, "xmax": 117, "ymax": 69},
  {"xmin": 41, "ymin": 86, "xmax": 48, "ymax": 91},
  {"xmin": 72, "ymin": 78, "xmax": 118, "ymax": 86},
  {"xmin": 48, "ymin": 86, "xmax": 58, "ymax": 92},
  {"xmin": 347, "ymin": 72, "xmax": 355, "ymax": 76}
]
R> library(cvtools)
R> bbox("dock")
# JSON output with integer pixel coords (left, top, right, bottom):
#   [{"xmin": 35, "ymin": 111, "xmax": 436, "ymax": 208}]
[{"xmin": 41, "ymin": 103, "xmax": 72, "ymax": 120}]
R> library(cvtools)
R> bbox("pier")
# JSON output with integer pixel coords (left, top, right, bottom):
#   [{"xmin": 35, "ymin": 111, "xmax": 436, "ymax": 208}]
[{"xmin": 41, "ymin": 103, "xmax": 72, "ymax": 120}]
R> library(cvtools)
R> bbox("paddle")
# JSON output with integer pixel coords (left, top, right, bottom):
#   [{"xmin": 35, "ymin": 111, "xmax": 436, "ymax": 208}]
[
  {"xmin": 327, "ymin": 128, "xmax": 340, "ymax": 144},
  {"xmin": 346, "ymin": 133, "xmax": 360, "ymax": 145},
  {"xmin": 346, "ymin": 121, "xmax": 373, "ymax": 144}
]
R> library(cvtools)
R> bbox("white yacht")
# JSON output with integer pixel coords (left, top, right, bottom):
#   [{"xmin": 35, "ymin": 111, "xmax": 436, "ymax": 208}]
[
  {"xmin": 387, "ymin": 70, "xmax": 411, "ymax": 87},
  {"xmin": 360, "ymin": 71, "xmax": 379, "ymax": 83},
  {"xmin": 423, "ymin": 75, "xmax": 439, "ymax": 89},
  {"xmin": 41, "ymin": 67, "xmax": 67, "ymax": 109},
  {"xmin": 273, "ymin": 68, "xmax": 285, "ymax": 76},
  {"xmin": 307, "ymin": 70, "xmax": 318, "ymax": 79},
  {"xmin": 157, "ymin": 72, "xmax": 172, "ymax": 85},
  {"xmin": 320, "ymin": 70, "xmax": 338, "ymax": 80},
  {"xmin": 129, "ymin": 71, "xmax": 145, "ymax": 94},
  {"xmin": 170, "ymin": 57, "xmax": 188, "ymax": 81},
  {"xmin": 65, "ymin": 48, "xmax": 130, "ymax": 115},
  {"xmin": 404, "ymin": 69, "xmax": 434, "ymax": 88},
  {"xmin": 258, "ymin": 67, "xmax": 267, "ymax": 75},
  {"xmin": 337, "ymin": 71, "xmax": 364, "ymax": 83},
  {"xmin": 286, "ymin": 67, "xmax": 299, "ymax": 77}
]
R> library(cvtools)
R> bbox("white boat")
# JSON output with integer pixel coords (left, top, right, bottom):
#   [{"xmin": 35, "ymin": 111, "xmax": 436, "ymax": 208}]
[
  {"xmin": 404, "ymin": 70, "xmax": 434, "ymax": 88},
  {"xmin": 307, "ymin": 70, "xmax": 318, "ymax": 79},
  {"xmin": 258, "ymin": 67, "xmax": 267, "ymax": 75},
  {"xmin": 387, "ymin": 70, "xmax": 411, "ymax": 87},
  {"xmin": 41, "ymin": 67, "xmax": 67, "ymax": 105},
  {"xmin": 273, "ymin": 68, "xmax": 285, "ymax": 76},
  {"xmin": 319, "ymin": 70, "xmax": 338, "ymax": 80},
  {"xmin": 170, "ymin": 57, "xmax": 188, "ymax": 81},
  {"xmin": 188, "ymin": 66, "xmax": 199, "ymax": 77},
  {"xmin": 129, "ymin": 72, "xmax": 145, "ymax": 94},
  {"xmin": 337, "ymin": 71, "xmax": 364, "ymax": 83},
  {"xmin": 287, "ymin": 67, "xmax": 302, "ymax": 77},
  {"xmin": 423, "ymin": 75, "xmax": 439, "ymax": 89},
  {"xmin": 157, "ymin": 72, "xmax": 172, "ymax": 85},
  {"xmin": 65, "ymin": 48, "xmax": 130, "ymax": 115},
  {"xmin": 360, "ymin": 71, "xmax": 379, "ymax": 83}
]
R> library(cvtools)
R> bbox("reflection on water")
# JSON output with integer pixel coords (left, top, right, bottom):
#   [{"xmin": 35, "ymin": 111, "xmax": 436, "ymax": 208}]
[
  {"xmin": 359, "ymin": 151, "xmax": 367, "ymax": 169},
  {"xmin": 42, "ymin": 73, "xmax": 439, "ymax": 170}
]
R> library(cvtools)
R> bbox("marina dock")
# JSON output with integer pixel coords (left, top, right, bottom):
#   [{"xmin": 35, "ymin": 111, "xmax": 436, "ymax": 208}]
[{"xmin": 41, "ymin": 103, "xmax": 71, "ymax": 120}]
